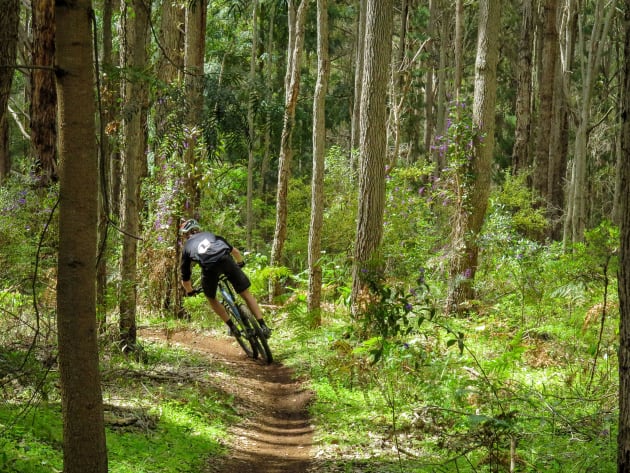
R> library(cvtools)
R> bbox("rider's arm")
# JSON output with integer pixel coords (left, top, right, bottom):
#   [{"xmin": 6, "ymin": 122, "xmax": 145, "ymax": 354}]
[
  {"xmin": 182, "ymin": 279, "xmax": 194, "ymax": 294},
  {"xmin": 230, "ymin": 247, "xmax": 244, "ymax": 265}
]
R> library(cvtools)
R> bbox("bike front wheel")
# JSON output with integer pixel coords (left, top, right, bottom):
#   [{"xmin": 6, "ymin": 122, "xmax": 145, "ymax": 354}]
[
  {"xmin": 238, "ymin": 304, "xmax": 273, "ymax": 364},
  {"xmin": 224, "ymin": 303, "xmax": 256, "ymax": 359}
]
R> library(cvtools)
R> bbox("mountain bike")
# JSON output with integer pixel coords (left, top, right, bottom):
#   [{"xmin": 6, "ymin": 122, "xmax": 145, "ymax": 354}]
[{"xmin": 191, "ymin": 274, "xmax": 273, "ymax": 364}]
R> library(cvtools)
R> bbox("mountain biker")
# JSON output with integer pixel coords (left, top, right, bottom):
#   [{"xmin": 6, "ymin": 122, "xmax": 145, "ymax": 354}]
[{"xmin": 179, "ymin": 219, "xmax": 271, "ymax": 339}]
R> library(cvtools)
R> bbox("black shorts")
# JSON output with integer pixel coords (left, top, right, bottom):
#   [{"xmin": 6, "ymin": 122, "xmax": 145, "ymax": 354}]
[{"xmin": 201, "ymin": 255, "xmax": 251, "ymax": 299}]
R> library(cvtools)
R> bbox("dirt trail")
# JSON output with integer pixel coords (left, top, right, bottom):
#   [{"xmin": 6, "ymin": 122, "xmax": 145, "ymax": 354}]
[{"xmin": 140, "ymin": 328, "xmax": 314, "ymax": 473}]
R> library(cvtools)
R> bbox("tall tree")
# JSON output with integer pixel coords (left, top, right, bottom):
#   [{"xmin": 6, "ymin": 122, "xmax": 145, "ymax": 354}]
[
  {"xmin": 512, "ymin": 0, "xmax": 534, "ymax": 174},
  {"xmin": 0, "ymin": 0, "xmax": 19, "ymax": 182},
  {"xmin": 351, "ymin": 0, "xmax": 394, "ymax": 309},
  {"xmin": 182, "ymin": 0, "xmax": 207, "ymax": 214},
  {"xmin": 446, "ymin": 0, "xmax": 501, "ymax": 312},
  {"xmin": 31, "ymin": 0, "xmax": 57, "ymax": 185},
  {"xmin": 307, "ymin": 0, "xmax": 330, "ymax": 319},
  {"xmin": 55, "ymin": 0, "xmax": 108, "ymax": 471},
  {"xmin": 247, "ymin": 0, "xmax": 260, "ymax": 248},
  {"xmin": 350, "ymin": 0, "xmax": 366, "ymax": 156},
  {"xmin": 532, "ymin": 0, "xmax": 559, "ymax": 205},
  {"xmin": 564, "ymin": 0, "xmax": 618, "ymax": 243},
  {"xmin": 618, "ymin": 1, "xmax": 630, "ymax": 470},
  {"xmin": 269, "ymin": 0, "xmax": 309, "ymax": 298},
  {"xmin": 119, "ymin": 0, "xmax": 150, "ymax": 353}
]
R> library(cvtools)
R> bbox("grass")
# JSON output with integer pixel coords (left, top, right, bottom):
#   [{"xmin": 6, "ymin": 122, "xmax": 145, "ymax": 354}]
[{"xmin": 0, "ymin": 270, "xmax": 620, "ymax": 473}]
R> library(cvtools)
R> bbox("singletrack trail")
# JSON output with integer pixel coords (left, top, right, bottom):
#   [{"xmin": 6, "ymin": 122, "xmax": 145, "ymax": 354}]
[{"xmin": 140, "ymin": 328, "xmax": 314, "ymax": 473}]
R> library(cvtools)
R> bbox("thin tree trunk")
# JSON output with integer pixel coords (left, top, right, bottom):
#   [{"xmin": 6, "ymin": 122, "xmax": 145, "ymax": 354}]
[
  {"xmin": 512, "ymin": 0, "xmax": 533, "ymax": 174},
  {"xmin": 0, "ymin": 0, "xmax": 19, "ymax": 183},
  {"xmin": 447, "ymin": 0, "xmax": 501, "ymax": 312},
  {"xmin": 565, "ymin": 0, "xmax": 617, "ymax": 243},
  {"xmin": 269, "ymin": 0, "xmax": 309, "ymax": 299},
  {"xmin": 55, "ymin": 1, "xmax": 107, "ymax": 470},
  {"xmin": 259, "ymin": 2, "xmax": 276, "ymax": 200},
  {"xmin": 533, "ymin": 0, "xmax": 558, "ymax": 203},
  {"xmin": 308, "ymin": 0, "xmax": 330, "ymax": 320},
  {"xmin": 350, "ymin": 0, "xmax": 366, "ymax": 158},
  {"xmin": 247, "ymin": 0, "xmax": 260, "ymax": 249},
  {"xmin": 119, "ymin": 0, "xmax": 150, "ymax": 353},
  {"xmin": 31, "ymin": 0, "xmax": 57, "ymax": 186},
  {"xmin": 351, "ymin": 0, "xmax": 394, "ymax": 311},
  {"xmin": 183, "ymin": 0, "xmax": 207, "ymax": 214},
  {"xmin": 618, "ymin": 0, "xmax": 630, "ymax": 468}
]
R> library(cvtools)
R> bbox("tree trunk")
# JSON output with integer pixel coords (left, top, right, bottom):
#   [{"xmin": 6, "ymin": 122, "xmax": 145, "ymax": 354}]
[
  {"xmin": 351, "ymin": 0, "xmax": 394, "ymax": 310},
  {"xmin": 565, "ymin": 0, "xmax": 617, "ymax": 243},
  {"xmin": 308, "ymin": 0, "xmax": 330, "ymax": 320},
  {"xmin": 0, "ymin": 0, "xmax": 19, "ymax": 183},
  {"xmin": 55, "ymin": 1, "xmax": 108, "ymax": 471},
  {"xmin": 446, "ymin": 0, "xmax": 501, "ymax": 313},
  {"xmin": 269, "ymin": 0, "xmax": 309, "ymax": 299},
  {"xmin": 183, "ymin": 0, "xmax": 207, "ymax": 214},
  {"xmin": 350, "ymin": 0, "xmax": 366, "ymax": 158},
  {"xmin": 259, "ymin": 1, "xmax": 277, "ymax": 200},
  {"xmin": 512, "ymin": 0, "xmax": 533, "ymax": 174},
  {"xmin": 533, "ymin": 0, "xmax": 558, "ymax": 203},
  {"xmin": 618, "ymin": 1, "xmax": 630, "ymax": 469},
  {"xmin": 119, "ymin": 0, "xmax": 150, "ymax": 353},
  {"xmin": 31, "ymin": 0, "xmax": 57, "ymax": 186},
  {"xmin": 247, "ymin": 0, "xmax": 260, "ymax": 249},
  {"xmin": 155, "ymin": 0, "xmax": 184, "ymax": 142}
]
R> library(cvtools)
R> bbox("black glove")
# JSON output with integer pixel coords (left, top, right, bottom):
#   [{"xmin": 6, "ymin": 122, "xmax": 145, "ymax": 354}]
[{"xmin": 237, "ymin": 261, "xmax": 245, "ymax": 268}]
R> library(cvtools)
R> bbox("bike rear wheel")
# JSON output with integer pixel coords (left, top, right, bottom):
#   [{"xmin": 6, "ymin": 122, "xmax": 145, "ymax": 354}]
[{"xmin": 238, "ymin": 304, "xmax": 273, "ymax": 364}]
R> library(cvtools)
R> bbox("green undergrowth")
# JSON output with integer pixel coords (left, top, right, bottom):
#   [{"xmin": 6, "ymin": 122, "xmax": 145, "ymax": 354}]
[
  {"xmin": 275, "ymin": 282, "xmax": 618, "ymax": 472},
  {"xmin": 0, "ymin": 338, "xmax": 235, "ymax": 473}
]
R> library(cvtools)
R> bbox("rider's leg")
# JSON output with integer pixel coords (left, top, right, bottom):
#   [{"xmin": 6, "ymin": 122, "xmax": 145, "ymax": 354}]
[
  {"xmin": 239, "ymin": 289, "xmax": 264, "ymax": 320},
  {"xmin": 239, "ymin": 289, "xmax": 271, "ymax": 338},
  {"xmin": 207, "ymin": 297, "xmax": 230, "ymax": 322}
]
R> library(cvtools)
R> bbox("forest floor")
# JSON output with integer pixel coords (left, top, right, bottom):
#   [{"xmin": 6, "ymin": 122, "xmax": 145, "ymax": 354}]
[{"xmin": 140, "ymin": 327, "xmax": 315, "ymax": 473}]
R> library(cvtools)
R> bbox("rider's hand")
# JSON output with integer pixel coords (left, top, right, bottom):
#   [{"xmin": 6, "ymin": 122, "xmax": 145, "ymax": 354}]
[{"xmin": 237, "ymin": 261, "xmax": 245, "ymax": 268}]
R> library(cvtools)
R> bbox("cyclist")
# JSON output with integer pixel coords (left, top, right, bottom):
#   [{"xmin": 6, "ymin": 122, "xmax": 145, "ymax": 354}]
[{"xmin": 179, "ymin": 218, "xmax": 271, "ymax": 339}]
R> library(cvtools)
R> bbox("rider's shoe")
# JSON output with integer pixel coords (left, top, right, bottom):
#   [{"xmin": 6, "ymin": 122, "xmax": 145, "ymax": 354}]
[
  {"xmin": 228, "ymin": 327, "xmax": 242, "ymax": 338},
  {"xmin": 259, "ymin": 324, "xmax": 271, "ymax": 339}
]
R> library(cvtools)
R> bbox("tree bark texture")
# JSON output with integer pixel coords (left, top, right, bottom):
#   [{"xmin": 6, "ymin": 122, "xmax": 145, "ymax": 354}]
[
  {"xmin": 270, "ymin": 0, "xmax": 309, "ymax": 298},
  {"xmin": 31, "ymin": 0, "xmax": 57, "ymax": 185},
  {"xmin": 351, "ymin": 0, "xmax": 394, "ymax": 310},
  {"xmin": 350, "ymin": 0, "xmax": 366, "ymax": 157},
  {"xmin": 0, "ymin": 0, "xmax": 19, "ymax": 182},
  {"xmin": 618, "ymin": 3, "xmax": 630, "ymax": 469},
  {"xmin": 308, "ymin": 0, "xmax": 330, "ymax": 317},
  {"xmin": 533, "ymin": 0, "xmax": 559, "ymax": 205},
  {"xmin": 119, "ymin": 0, "xmax": 150, "ymax": 350},
  {"xmin": 512, "ymin": 0, "xmax": 533, "ymax": 174},
  {"xmin": 54, "ymin": 1, "xmax": 108, "ymax": 471},
  {"xmin": 447, "ymin": 0, "xmax": 501, "ymax": 312}
]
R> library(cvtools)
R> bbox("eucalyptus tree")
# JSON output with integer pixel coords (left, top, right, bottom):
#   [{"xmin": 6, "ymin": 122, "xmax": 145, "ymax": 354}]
[
  {"xmin": 512, "ymin": 0, "xmax": 534, "ymax": 174},
  {"xmin": 247, "ymin": 0, "xmax": 260, "ymax": 248},
  {"xmin": 618, "ymin": 2, "xmax": 630, "ymax": 468},
  {"xmin": 564, "ymin": 0, "xmax": 618, "ymax": 243},
  {"xmin": 351, "ymin": 0, "xmax": 393, "ymax": 310},
  {"xmin": 307, "ymin": 0, "xmax": 329, "ymax": 318},
  {"xmin": 31, "ymin": 0, "xmax": 57, "ymax": 186},
  {"xmin": 350, "ymin": 0, "xmax": 365, "ymax": 157},
  {"xmin": 532, "ymin": 0, "xmax": 559, "ymax": 209},
  {"xmin": 55, "ymin": 0, "xmax": 107, "ymax": 470},
  {"xmin": 446, "ymin": 0, "xmax": 501, "ymax": 312},
  {"xmin": 119, "ymin": 0, "xmax": 150, "ymax": 353},
  {"xmin": 270, "ymin": 0, "xmax": 309, "ymax": 298},
  {"xmin": 182, "ymin": 0, "xmax": 206, "ymax": 214},
  {"xmin": 0, "ymin": 0, "xmax": 19, "ymax": 182}
]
